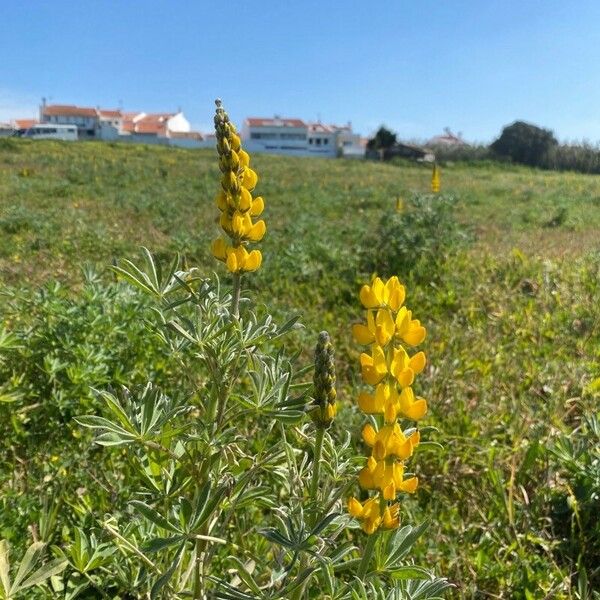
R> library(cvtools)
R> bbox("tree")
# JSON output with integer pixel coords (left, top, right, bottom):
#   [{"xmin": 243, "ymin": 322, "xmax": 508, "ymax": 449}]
[
  {"xmin": 491, "ymin": 120, "xmax": 558, "ymax": 167},
  {"xmin": 366, "ymin": 126, "xmax": 397, "ymax": 151}
]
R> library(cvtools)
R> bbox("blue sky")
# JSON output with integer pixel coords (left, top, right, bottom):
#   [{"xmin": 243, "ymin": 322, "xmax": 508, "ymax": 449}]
[{"xmin": 2, "ymin": 1, "xmax": 600, "ymax": 142}]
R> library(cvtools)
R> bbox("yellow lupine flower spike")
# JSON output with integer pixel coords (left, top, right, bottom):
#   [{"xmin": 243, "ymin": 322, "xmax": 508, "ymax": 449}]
[
  {"xmin": 211, "ymin": 99, "xmax": 266, "ymax": 274},
  {"xmin": 348, "ymin": 275, "xmax": 429, "ymax": 535}
]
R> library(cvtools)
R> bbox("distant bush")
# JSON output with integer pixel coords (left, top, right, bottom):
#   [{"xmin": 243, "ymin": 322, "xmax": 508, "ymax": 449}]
[
  {"xmin": 367, "ymin": 193, "xmax": 471, "ymax": 283},
  {"xmin": 542, "ymin": 142, "xmax": 600, "ymax": 174},
  {"xmin": 428, "ymin": 143, "xmax": 492, "ymax": 163},
  {"xmin": 491, "ymin": 120, "xmax": 558, "ymax": 167}
]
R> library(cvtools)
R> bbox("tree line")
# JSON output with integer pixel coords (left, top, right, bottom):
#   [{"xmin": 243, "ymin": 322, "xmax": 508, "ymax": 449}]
[{"xmin": 368, "ymin": 121, "xmax": 600, "ymax": 175}]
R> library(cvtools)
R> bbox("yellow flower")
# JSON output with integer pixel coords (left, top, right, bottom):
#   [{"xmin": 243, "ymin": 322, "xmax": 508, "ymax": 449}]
[
  {"xmin": 358, "ymin": 458, "xmax": 418, "ymax": 496},
  {"xmin": 224, "ymin": 246, "xmax": 262, "ymax": 273},
  {"xmin": 349, "ymin": 275, "xmax": 429, "ymax": 534},
  {"xmin": 359, "ymin": 276, "xmax": 405, "ymax": 311},
  {"xmin": 352, "ymin": 308, "xmax": 396, "ymax": 346},
  {"xmin": 399, "ymin": 387, "xmax": 428, "ymax": 420},
  {"xmin": 395, "ymin": 307, "xmax": 426, "ymax": 346},
  {"xmin": 362, "ymin": 423, "xmax": 420, "ymax": 460},
  {"xmin": 348, "ymin": 497, "xmax": 383, "ymax": 534},
  {"xmin": 360, "ymin": 345, "xmax": 388, "ymax": 385},
  {"xmin": 212, "ymin": 99, "xmax": 265, "ymax": 274},
  {"xmin": 389, "ymin": 347, "xmax": 426, "ymax": 388}
]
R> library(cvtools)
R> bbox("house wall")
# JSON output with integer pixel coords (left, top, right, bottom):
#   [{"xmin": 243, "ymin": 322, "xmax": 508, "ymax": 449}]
[
  {"xmin": 243, "ymin": 123, "xmax": 312, "ymax": 156},
  {"xmin": 166, "ymin": 113, "xmax": 191, "ymax": 133}
]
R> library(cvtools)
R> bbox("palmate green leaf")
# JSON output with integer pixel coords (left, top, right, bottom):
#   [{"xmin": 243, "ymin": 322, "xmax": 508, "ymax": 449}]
[
  {"xmin": 74, "ymin": 415, "xmax": 137, "ymax": 444},
  {"xmin": 228, "ymin": 557, "xmax": 262, "ymax": 595},
  {"xmin": 18, "ymin": 558, "xmax": 67, "ymax": 592},
  {"xmin": 130, "ymin": 501, "xmax": 182, "ymax": 534},
  {"xmin": 259, "ymin": 528, "xmax": 294, "ymax": 550},
  {"xmin": 389, "ymin": 565, "xmax": 430, "ymax": 580},
  {"xmin": 143, "ymin": 536, "xmax": 185, "ymax": 553},
  {"xmin": 95, "ymin": 389, "xmax": 137, "ymax": 434},
  {"xmin": 150, "ymin": 543, "xmax": 184, "ymax": 600},
  {"xmin": 383, "ymin": 522, "xmax": 430, "ymax": 569},
  {"xmin": 10, "ymin": 541, "xmax": 45, "ymax": 593}
]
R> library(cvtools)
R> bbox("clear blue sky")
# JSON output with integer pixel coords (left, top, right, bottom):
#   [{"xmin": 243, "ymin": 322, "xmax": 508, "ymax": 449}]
[{"xmin": 2, "ymin": 1, "xmax": 600, "ymax": 143}]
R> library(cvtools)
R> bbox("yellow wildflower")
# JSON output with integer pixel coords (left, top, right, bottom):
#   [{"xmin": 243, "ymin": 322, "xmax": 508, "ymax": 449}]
[
  {"xmin": 212, "ymin": 99, "xmax": 265, "ymax": 274},
  {"xmin": 348, "ymin": 275, "xmax": 429, "ymax": 535}
]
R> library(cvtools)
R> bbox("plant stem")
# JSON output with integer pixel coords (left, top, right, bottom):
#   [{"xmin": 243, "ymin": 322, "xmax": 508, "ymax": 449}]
[
  {"xmin": 309, "ymin": 427, "xmax": 325, "ymax": 524},
  {"xmin": 193, "ymin": 537, "xmax": 203, "ymax": 599},
  {"xmin": 357, "ymin": 532, "xmax": 378, "ymax": 579},
  {"xmin": 231, "ymin": 272, "xmax": 242, "ymax": 317}
]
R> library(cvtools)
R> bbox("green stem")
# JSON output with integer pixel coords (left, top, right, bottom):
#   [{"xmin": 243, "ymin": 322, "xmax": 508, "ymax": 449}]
[
  {"xmin": 309, "ymin": 427, "xmax": 325, "ymax": 523},
  {"xmin": 231, "ymin": 272, "xmax": 242, "ymax": 317},
  {"xmin": 193, "ymin": 537, "xmax": 203, "ymax": 599},
  {"xmin": 357, "ymin": 532, "xmax": 378, "ymax": 579}
]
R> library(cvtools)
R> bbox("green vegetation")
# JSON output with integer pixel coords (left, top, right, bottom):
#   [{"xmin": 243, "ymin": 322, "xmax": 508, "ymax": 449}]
[{"xmin": 0, "ymin": 139, "xmax": 599, "ymax": 598}]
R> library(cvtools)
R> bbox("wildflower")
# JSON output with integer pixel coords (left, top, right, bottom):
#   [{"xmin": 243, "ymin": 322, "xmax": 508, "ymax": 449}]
[
  {"xmin": 348, "ymin": 276, "xmax": 428, "ymax": 534},
  {"xmin": 212, "ymin": 99, "xmax": 265, "ymax": 274},
  {"xmin": 310, "ymin": 331, "xmax": 337, "ymax": 427}
]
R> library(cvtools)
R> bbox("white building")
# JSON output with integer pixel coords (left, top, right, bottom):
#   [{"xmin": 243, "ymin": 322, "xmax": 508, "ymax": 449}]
[
  {"xmin": 242, "ymin": 116, "xmax": 365, "ymax": 158},
  {"xmin": 40, "ymin": 104, "xmax": 102, "ymax": 139},
  {"xmin": 37, "ymin": 103, "xmax": 208, "ymax": 145},
  {"xmin": 0, "ymin": 123, "xmax": 15, "ymax": 137}
]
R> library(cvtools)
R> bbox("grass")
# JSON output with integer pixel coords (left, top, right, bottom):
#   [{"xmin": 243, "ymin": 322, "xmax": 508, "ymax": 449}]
[{"xmin": 0, "ymin": 138, "xmax": 599, "ymax": 598}]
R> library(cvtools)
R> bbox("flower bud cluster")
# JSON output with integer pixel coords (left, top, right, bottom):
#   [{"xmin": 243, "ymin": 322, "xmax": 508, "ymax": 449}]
[
  {"xmin": 211, "ymin": 99, "xmax": 266, "ymax": 273},
  {"xmin": 348, "ymin": 276, "xmax": 428, "ymax": 534},
  {"xmin": 310, "ymin": 331, "xmax": 337, "ymax": 427}
]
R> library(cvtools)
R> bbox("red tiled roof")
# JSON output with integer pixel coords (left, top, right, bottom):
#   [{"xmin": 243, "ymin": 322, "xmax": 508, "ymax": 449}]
[
  {"xmin": 15, "ymin": 119, "xmax": 38, "ymax": 129},
  {"xmin": 121, "ymin": 112, "xmax": 175, "ymax": 135},
  {"xmin": 246, "ymin": 117, "xmax": 306, "ymax": 128},
  {"xmin": 42, "ymin": 104, "xmax": 98, "ymax": 118},
  {"xmin": 99, "ymin": 109, "xmax": 122, "ymax": 118},
  {"xmin": 132, "ymin": 121, "xmax": 167, "ymax": 135}
]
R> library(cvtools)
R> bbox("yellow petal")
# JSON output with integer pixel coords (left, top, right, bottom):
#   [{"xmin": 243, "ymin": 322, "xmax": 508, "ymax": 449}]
[
  {"xmin": 250, "ymin": 196, "xmax": 264, "ymax": 216},
  {"xmin": 247, "ymin": 220, "xmax": 266, "ymax": 242},
  {"xmin": 358, "ymin": 392, "xmax": 378, "ymax": 413},
  {"xmin": 238, "ymin": 149, "xmax": 250, "ymax": 168},
  {"xmin": 404, "ymin": 323, "xmax": 426, "ymax": 346},
  {"xmin": 215, "ymin": 191, "xmax": 228, "ymax": 211},
  {"xmin": 348, "ymin": 497, "xmax": 363, "ymax": 518},
  {"xmin": 244, "ymin": 250, "xmax": 262, "ymax": 272},
  {"xmin": 211, "ymin": 238, "xmax": 227, "ymax": 261},
  {"xmin": 358, "ymin": 467, "xmax": 374, "ymax": 490},
  {"xmin": 397, "ymin": 368, "xmax": 414, "ymax": 388},
  {"xmin": 409, "ymin": 351, "xmax": 426, "ymax": 374},
  {"xmin": 226, "ymin": 251, "xmax": 238, "ymax": 273},
  {"xmin": 362, "ymin": 424, "xmax": 376, "ymax": 446},
  {"xmin": 353, "ymin": 324, "xmax": 375, "ymax": 345},
  {"xmin": 383, "ymin": 481, "xmax": 396, "ymax": 501},
  {"xmin": 375, "ymin": 308, "xmax": 395, "ymax": 346},
  {"xmin": 399, "ymin": 477, "xmax": 418, "ymax": 494},
  {"xmin": 359, "ymin": 285, "xmax": 378, "ymax": 308},
  {"xmin": 232, "ymin": 212, "xmax": 245, "ymax": 236},
  {"xmin": 239, "ymin": 187, "xmax": 252, "ymax": 211},
  {"xmin": 373, "ymin": 440, "xmax": 386, "ymax": 461},
  {"xmin": 242, "ymin": 167, "xmax": 258, "ymax": 190},
  {"xmin": 230, "ymin": 133, "xmax": 241, "ymax": 152}
]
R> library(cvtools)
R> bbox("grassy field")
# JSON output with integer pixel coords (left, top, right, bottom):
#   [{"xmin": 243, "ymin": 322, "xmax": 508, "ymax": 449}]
[{"xmin": 1, "ymin": 138, "xmax": 599, "ymax": 598}]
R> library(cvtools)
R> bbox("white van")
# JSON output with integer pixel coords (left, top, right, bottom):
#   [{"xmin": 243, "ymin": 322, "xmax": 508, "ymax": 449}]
[{"xmin": 24, "ymin": 124, "xmax": 78, "ymax": 141}]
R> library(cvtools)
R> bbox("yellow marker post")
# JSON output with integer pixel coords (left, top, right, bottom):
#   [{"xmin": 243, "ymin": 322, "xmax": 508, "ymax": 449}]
[{"xmin": 431, "ymin": 164, "xmax": 440, "ymax": 193}]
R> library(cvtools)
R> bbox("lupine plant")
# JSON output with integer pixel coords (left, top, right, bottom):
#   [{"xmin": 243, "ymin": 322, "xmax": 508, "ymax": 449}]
[{"xmin": 72, "ymin": 100, "xmax": 450, "ymax": 599}]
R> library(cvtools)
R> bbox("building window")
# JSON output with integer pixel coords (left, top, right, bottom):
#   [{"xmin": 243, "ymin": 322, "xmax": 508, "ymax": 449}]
[
  {"xmin": 316, "ymin": 138, "xmax": 321, "ymax": 146},
  {"xmin": 309, "ymin": 138, "xmax": 313, "ymax": 144},
  {"xmin": 324, "ymin": 139, "xmax": 329, "ymax": 145}
]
